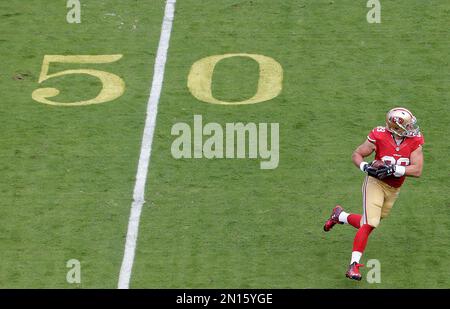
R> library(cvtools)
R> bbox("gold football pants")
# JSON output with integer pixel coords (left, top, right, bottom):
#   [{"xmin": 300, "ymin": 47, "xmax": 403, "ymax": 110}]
[{"xmin": 361, "ymin": 176, "xmax": 400, "ymax": 227}]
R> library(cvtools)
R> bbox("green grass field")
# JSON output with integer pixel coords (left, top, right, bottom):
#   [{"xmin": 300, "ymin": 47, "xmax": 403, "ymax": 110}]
[{"xmin": 0, "ymin": 0, "xmax": 449, "ymax": 288}]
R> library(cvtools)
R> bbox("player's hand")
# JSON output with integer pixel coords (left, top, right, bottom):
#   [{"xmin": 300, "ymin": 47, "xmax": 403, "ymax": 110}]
[
  {"xmin": 366, "ymin": 165, "xmax": 379, "ymax": 178},
  {"xmin": 360, "ymin": 161, "xmax": 380, "ymax": 178},
  {"xmin": 376, "ymin": 164, "xmax": 396, "ymax": 179}
]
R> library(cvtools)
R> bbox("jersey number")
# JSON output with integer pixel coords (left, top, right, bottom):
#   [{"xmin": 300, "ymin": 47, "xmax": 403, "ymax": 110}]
[{"xmin": 381, "ymin": 156, "xmax": 409, "ymax": 166}]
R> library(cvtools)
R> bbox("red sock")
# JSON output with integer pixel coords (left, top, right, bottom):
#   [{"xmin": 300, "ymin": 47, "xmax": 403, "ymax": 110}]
[
  {"xmin": 352, "ymin": 224, "xmax": 374, "ymax": 253},
  {"xmin": 347, "ymin": 214, "xmax": 362, "ymax": 229}
]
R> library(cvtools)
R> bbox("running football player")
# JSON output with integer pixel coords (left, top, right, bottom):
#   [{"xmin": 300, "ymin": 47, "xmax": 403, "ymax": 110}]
[{"xmin": 323, "ymin": 107, "xmax": 424, "ymax": 281}]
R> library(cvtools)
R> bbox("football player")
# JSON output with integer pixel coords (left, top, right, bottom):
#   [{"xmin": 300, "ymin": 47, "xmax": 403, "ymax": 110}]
[{"xmin": 323, "ymin": 107, "xmax": 424, "ymax": 281}]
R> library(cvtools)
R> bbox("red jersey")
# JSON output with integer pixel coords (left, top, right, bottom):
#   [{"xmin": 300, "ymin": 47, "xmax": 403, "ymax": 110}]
[{"xmin": 367, "ymin": 126, "xmax": 424, "ymax": 188}]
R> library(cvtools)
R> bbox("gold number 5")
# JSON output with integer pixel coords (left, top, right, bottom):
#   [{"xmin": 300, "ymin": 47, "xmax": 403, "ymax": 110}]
[{"xmin": 32, "ymin": 55, "xmax": 125, "ymax": 106}]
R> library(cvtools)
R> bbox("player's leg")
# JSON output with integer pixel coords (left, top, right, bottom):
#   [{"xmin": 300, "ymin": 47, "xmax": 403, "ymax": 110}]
[
  {"xmin": 380, "ymin": 183, "xmax": 400, "ymax": 221},
  {"xmin": 346, "ymin": 176, "xmax": 384, "ymax": 280},
  {"xmin": 338, "ymin": 210, "xmax": 362, "ymax": 229},
  {"xmin": 323, "ymin": 206, "xmax": 362, "ymax": 231}
]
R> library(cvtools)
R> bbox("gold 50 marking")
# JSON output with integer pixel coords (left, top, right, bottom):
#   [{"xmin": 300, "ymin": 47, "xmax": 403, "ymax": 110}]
[{"xmin": 32, "ymin": 53, "xmax": 283, "ymax": 107}]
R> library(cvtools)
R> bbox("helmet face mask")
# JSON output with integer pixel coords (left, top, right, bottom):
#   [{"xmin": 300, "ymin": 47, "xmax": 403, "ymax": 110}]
[
  {"xmin": 403, "ymin": 117, "xmax": 420, "ymax": 137},
  {"xmin": 386, "ymin": 107, "xmax": 420, "ymax": 137}
]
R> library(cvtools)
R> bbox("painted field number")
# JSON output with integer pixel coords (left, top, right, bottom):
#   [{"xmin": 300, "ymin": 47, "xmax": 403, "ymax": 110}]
[
  {"xmin": 32, "ymin": 55, "xmax": 125, "ymax": 106},
  {"xmin": 188, "ymin": 53, "xmax": 283, "ymax": 105}
]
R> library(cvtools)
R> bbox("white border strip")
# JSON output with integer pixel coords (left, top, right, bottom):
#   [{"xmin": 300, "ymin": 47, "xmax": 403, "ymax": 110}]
[
  {"xmin": 362, "ymin": 175, "xmax": 368, "ymax": 225},
  {"xmin": 118, "ymin": 0, "xmax": 177, "ymax": 289}
]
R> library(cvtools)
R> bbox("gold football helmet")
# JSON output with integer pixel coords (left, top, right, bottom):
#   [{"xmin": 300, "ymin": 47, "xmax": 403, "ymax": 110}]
[{"xmin": 385, "ymin": 107, "xmax": 420, "ymax": 137}]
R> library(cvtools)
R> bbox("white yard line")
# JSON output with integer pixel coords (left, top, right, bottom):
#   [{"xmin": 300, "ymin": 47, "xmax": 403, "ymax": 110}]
[{"xmin": 118, "ymin": 0, "xmax": 177, "ymax": 289}]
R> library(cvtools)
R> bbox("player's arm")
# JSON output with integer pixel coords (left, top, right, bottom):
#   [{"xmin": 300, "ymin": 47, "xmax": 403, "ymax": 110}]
[
  {"xmin": 405, "ymin": 145, "xmax": 423, "ymax": 177},
  {"xmin": 352, "ymin": 140, "xmax": 376, "ymax": 170}
]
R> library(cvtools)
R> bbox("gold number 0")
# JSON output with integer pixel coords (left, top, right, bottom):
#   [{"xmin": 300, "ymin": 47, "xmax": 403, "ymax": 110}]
[
  {"xmin": 32, "ymin": 55, "xmax": 125, "ymax": 106},
  {"xmin": 188, "ymin": 53, "xmax": 283, "ymax": 105}
]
